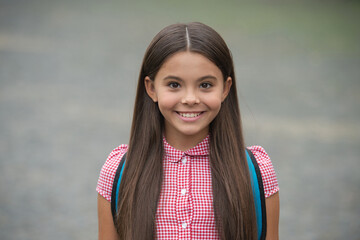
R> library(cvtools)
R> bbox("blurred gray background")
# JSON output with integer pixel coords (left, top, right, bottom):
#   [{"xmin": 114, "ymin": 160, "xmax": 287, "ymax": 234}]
[{"xmin": 0, "ymin": 0, "xmax": 359, "ymax": 239}]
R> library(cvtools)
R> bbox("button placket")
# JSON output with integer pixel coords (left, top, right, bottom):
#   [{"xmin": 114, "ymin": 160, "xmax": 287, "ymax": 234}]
[{"xmin": 176, "ymin": 154, "xmax": 192, "ymax": 239}]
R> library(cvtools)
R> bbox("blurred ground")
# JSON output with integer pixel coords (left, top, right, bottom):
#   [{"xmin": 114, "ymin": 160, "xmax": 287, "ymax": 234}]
[{"xmin": 0, "ymin": 0, "xmax": 359, "ymax": 239}]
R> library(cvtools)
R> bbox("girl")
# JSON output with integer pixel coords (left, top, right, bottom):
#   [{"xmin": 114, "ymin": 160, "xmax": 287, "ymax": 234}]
[{"xmin": 97, "ymin": 22, "xmax": 279, "ymax": 240}]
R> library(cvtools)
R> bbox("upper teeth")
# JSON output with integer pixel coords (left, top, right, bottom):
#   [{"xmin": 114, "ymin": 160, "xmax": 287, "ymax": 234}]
[{"xmin": 179, "ymin": 112, "xmax": 201, "ymax": 118}]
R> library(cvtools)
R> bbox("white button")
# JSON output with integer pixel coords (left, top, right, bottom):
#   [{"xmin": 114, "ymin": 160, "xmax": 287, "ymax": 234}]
[
  {"xmin": 182, "ymin": 222, "xmax": 187, "ymax": 229},
  {"xmin": 181, "ymin": 189, "xmax": 186, "ymax": 195},
  {"xmin": 182, "ymin": 158, "xmax": 187, "ymax": 164}
]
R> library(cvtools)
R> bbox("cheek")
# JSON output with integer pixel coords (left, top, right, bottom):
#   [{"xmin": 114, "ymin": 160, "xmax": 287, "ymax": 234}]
[
  {"xmin": 203, "ymin": 94, "xmax": 223, "ymax": 110},
  {"xmin": 157, "ymin": 93, "xmax": 179, "ymax": 112}
]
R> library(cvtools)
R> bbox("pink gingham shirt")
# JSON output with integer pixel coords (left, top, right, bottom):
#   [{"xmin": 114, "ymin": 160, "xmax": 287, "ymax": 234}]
[{"xmin": 96, "ymin": 136, "xmax": 279, "ymax": 239}]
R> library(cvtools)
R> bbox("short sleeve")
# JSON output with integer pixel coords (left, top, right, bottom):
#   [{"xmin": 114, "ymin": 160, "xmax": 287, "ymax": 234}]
[
  {"xmin": 247, "ymin": 146, "xmax": 279, "ymax": 198},
  {"xmin": 96, "ymin": 144, "xmax": 128, "ymax": 201}
]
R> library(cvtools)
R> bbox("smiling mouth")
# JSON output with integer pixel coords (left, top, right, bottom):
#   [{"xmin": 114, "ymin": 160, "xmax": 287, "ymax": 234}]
[{"xmin": 177, "ymin": 112, "xmax": 203, "ymax": 118}]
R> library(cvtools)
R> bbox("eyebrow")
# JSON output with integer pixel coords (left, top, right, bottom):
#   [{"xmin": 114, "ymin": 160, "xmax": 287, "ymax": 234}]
[{"xmin": 163, "ymin": 75, "xmax": 217, "ymax": 82}]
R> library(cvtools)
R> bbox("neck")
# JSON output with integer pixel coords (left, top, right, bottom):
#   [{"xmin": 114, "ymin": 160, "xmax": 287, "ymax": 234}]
[{"xmin": 164, "ymin": 129, "xmax": 208, "ymax": 152}]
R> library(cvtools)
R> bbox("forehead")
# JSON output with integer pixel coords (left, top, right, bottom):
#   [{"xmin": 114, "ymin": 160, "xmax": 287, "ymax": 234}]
[{"xmin": 156, "ymin": 51, "xmax": 222, "ymax": 78}]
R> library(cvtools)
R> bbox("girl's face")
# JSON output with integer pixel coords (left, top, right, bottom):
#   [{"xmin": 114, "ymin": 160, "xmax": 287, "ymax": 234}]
[{"xmin": 145, "ymin": 51, "xmax": 232, "ymax": 146}]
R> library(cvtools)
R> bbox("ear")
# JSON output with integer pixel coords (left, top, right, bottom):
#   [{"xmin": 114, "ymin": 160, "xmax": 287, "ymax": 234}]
[
  {"xmin": 144, "ymin": 76, "xmax": 158, "ymax": 102},
  {"xmin": 222, "ymin": 77, "xmax": 232, "ymax": 102}
]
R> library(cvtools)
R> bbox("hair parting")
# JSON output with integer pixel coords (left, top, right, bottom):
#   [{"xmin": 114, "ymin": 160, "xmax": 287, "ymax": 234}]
[{"xmin": 185, "ymin": 26, "xmax": 191, "ymax": 49}]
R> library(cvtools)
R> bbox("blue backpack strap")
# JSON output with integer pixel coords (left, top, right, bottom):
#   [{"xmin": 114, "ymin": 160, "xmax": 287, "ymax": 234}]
[
  {"xmin": 246, "ymin": 148, "xmax": 267, "ymax": 240},
  {"xmin": 110, "ymin": 152, "xmax": 127, "ymax": 224},
  {"xmin": 111, "ymin": 150, "xmax": 267, "ymax": 239}
]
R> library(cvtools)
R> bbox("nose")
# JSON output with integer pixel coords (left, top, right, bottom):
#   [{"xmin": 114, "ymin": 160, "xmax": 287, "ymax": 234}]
[{"xmin": 181, "ymin": 89, "xmax": 200, "ymax": 105}]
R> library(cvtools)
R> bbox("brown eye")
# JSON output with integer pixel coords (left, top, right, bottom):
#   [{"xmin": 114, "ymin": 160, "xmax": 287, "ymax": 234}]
[
  {"xmin": 200, "ymin": 82, "xmax": 212, "ymax": 89},
  {"xmin": 169, "ymin": 82, "xmax": 180, "ymax": 88}
]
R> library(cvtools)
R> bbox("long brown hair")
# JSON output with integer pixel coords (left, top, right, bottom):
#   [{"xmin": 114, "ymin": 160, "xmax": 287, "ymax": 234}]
[{"xmin": 116, "ymin": 22, "xmax": 257, "ymax": 240}]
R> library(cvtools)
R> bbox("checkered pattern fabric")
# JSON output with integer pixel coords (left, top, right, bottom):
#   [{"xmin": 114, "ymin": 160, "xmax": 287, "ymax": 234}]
[
  {"xmin": 96, "ymin": 136, "xmax": 279, "ymax": 239},
  {"xmin": 96, "ymin": 144, "xmax": 128, "ymax": 201},
  {"xmin": 247, "ymin": 145, "xmax": 279, "ymax": 198}
]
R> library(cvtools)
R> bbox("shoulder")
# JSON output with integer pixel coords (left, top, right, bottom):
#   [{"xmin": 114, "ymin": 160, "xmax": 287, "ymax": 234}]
[
  {"xmin": 247, "ymin": 145, "xmax": 279, "ymax": 198},
  {"xmin": 96, "ymin": 144, "xmax": 128, "ymax": 202}
]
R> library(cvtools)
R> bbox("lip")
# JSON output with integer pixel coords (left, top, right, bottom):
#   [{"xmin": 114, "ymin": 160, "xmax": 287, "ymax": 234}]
[{"xmin": 176, "ymin": 111, "xmax": 204, "ymax": 122}]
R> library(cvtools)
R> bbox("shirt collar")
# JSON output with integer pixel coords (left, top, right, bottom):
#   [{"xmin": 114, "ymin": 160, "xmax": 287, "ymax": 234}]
[{"xmin": 163, "ymin": 135, "xmax": 210, "ymax": 163}]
